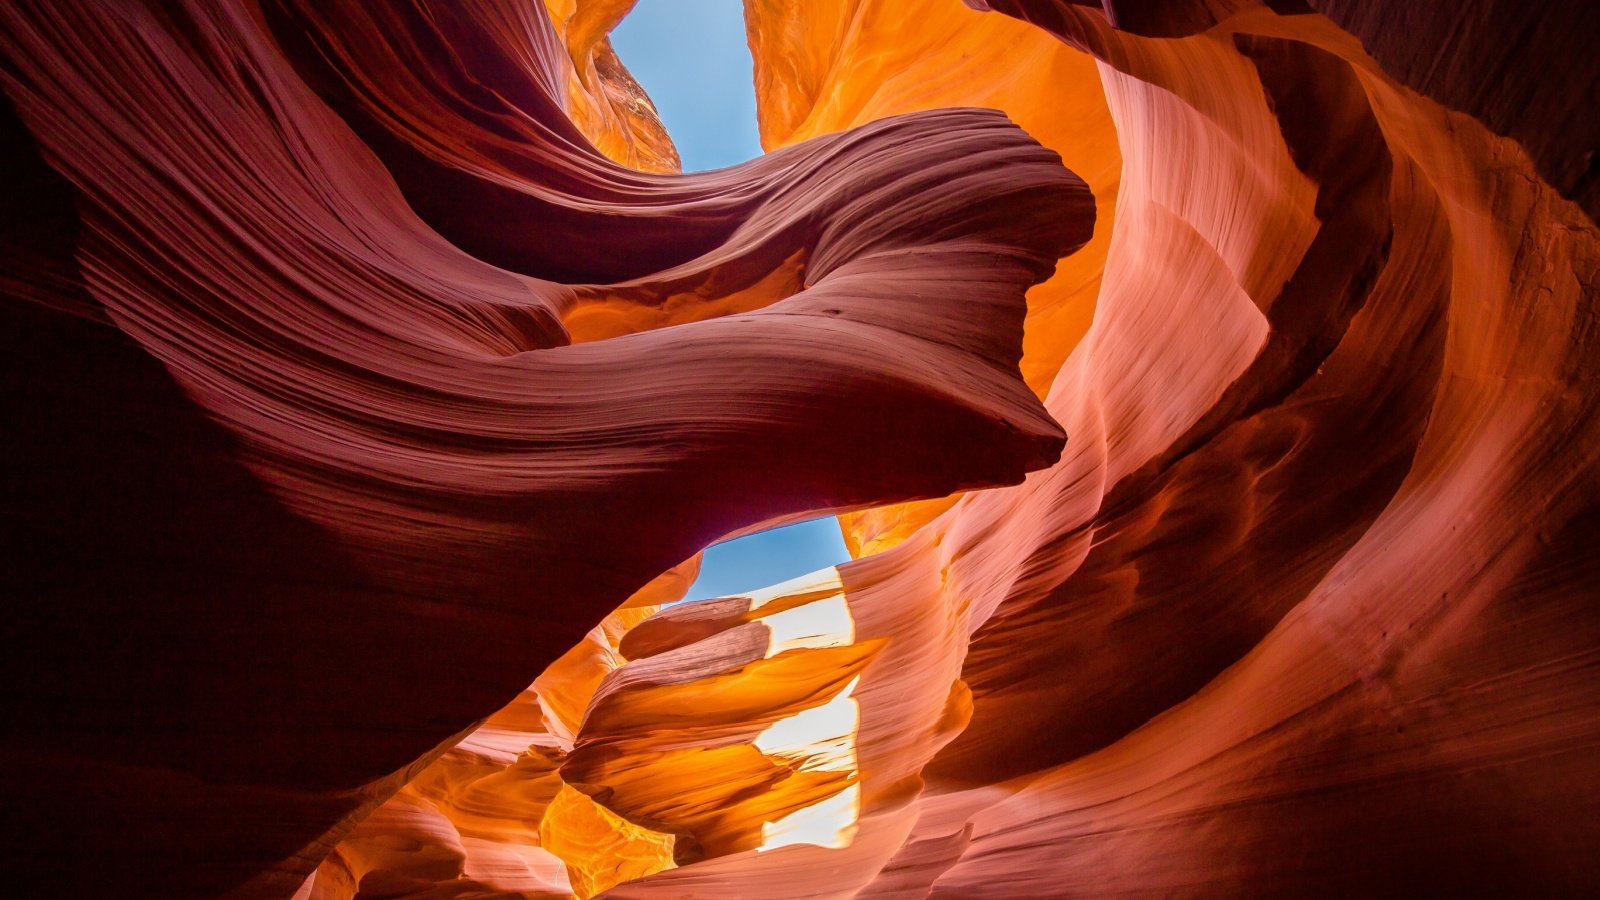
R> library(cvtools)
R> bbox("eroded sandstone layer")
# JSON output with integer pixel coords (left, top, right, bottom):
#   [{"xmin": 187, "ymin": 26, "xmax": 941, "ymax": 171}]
[{"xmin": 1, "ymin": 0, "xmax": 1596, "ymax": 897}]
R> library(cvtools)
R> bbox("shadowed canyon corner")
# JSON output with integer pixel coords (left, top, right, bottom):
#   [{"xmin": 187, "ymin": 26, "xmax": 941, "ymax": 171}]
[{"xmin": 1, "ymin": 0, "xmax": 1597, "ymax": 897}]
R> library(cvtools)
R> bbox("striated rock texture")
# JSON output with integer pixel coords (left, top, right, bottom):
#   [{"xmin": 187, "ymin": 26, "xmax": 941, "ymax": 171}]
[
  {"xmin": 2, "ymin": 0, "xmax": 1597, "ymax": 897},
  {"xmin": 0, "ymin": 1, "xmax": 1085, "ymax": 894}
]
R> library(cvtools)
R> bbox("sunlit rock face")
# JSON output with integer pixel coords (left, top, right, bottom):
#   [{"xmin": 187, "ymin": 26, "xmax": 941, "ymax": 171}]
[{"xmin": 1, "ymin": 1, "xmax": 1596, "ymax": 898}]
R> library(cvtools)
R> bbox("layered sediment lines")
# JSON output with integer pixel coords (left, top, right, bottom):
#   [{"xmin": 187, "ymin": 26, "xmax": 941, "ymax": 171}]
[
  {"xmin": 306, "ymin": 1, "xmax": 1600, "ymax": 896},
  {"xmin": 0, "ymin": 0, "xmax": 1087, "ymax": 895},
  {"xmin": 2, "ymin": 0, "xmax": 1597, "ymax": 897}
]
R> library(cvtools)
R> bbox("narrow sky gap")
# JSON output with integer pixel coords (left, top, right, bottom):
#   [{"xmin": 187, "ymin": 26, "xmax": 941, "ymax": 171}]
[
  {"xmin": 610, "ymin": 0, "xmax": 765, "ymax": 172},
  {"xmin": 680, "ymin": 518, "xmax": 852, "ymax": 603},
  {"xmin": 614, "ymin": 1, "xmax": 848, "ymax": 598}
]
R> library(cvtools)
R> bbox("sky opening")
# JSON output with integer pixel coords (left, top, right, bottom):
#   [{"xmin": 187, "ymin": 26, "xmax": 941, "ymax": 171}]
[
  {"xmin": 610, "ymin": 0, "xmax": 765, "ymax": 172},
  {"xmin": 613, "ymin": 1, "xmax": 848, "ymax": 599},
  {"xmin": 679, "ymin": 518, "xmax": 852, "ymax": 603}
]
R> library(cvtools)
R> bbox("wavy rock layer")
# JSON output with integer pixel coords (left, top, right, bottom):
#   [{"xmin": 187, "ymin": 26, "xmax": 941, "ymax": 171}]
[
  {"xmin": 303, "ymin": 1, "xmax": 1599, "ymax": 897},
  {"xmin": 3, "ymin": 0, "xmax": 1598, "ymax": 897},
  {"xmin": 0, "ymin": 0, "xmax": 1087, "ymax": 895}
]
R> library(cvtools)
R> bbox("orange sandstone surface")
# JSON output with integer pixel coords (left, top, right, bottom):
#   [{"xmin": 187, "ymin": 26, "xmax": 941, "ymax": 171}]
[{"xmin": 1, "ymin": 0, "xmax": 1597, "ymax": 897}]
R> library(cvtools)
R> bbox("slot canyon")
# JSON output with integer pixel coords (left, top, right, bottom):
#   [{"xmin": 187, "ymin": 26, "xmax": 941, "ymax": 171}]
[{"xmin": 2, "ymin": 0, "xmax": 1597, "ymax": 896}]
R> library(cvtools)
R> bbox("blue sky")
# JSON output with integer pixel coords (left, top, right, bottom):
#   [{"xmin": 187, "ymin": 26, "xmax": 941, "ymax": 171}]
[
  {"xmin": 679, "ymin": 518, "xmax": 852, "ymax": 603},
  {"xmin": 611, "ymin": 0, "xmax": 764, "ymax": 171},
  {"xmin": 612, "ymin": 1, "xmax": 848, "ymax": 599}
]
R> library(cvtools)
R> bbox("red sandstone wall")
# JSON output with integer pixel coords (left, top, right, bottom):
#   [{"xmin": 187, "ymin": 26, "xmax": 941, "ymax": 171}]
[{"xmin": 1, "ymin": 0, "xmax": 1596, "ymax": 896}]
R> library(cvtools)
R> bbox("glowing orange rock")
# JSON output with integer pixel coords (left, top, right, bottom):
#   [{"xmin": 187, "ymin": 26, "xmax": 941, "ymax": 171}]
[
  {"xmin": 0, "ymin": 0, "xmax": 1086, "ymax": 893},
  {"xmin": 535, "ymin": 1, "xmax": 1600, "ymax": 895},
  {"xmin": 3, "ymin": 0, "xmax": 1598, "ymax": 896}
]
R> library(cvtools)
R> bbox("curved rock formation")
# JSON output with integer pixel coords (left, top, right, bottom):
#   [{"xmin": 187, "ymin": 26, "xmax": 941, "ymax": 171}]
[
  {"xmin": 0, "ymin": 1, "xmax": 1086, "ymax": 894},
  {"xmin": 3, "ymin": 0, "xmax": 1597, "ymax": 897}
]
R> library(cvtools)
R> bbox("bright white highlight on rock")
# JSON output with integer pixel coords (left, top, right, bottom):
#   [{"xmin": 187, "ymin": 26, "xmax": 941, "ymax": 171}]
[
  {"xmin": 760, "ymin": 593, "xmax": 855, "ymax": 657},
  {"xmin": 746, "ymin": 567, "xmax": 845, "ymax": 611},
  {"xmin": 754, "ymin": 675, "xmax": 861, "ymax": 772},
  {"xmin": 754, "ymin": 674, "xmax": 862, "ymax": 851},
  {"xmin": 758, "ymin": 783, "xmax": 861, "ymax": 853}
]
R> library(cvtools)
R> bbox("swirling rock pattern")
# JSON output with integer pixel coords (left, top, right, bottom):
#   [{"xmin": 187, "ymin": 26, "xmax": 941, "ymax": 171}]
[
  {"xmin": 2, "ymin": 0, "xmax": 1597, "ymax": 897},
  {"xmin": 0, "ymin": 0, "xmax": 1085, "ymax": 895}
]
